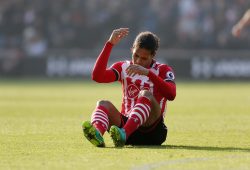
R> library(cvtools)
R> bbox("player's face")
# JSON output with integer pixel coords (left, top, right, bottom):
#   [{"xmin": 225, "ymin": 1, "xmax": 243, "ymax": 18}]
[{"xmin": 131, "ymin": 47, "xmax": 153, "ymax": 68}]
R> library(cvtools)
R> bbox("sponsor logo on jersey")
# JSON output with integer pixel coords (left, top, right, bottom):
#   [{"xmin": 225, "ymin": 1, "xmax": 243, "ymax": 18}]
[{"xmin": 127, "ymin": 84, "xmax": 140, "ymax": 99}]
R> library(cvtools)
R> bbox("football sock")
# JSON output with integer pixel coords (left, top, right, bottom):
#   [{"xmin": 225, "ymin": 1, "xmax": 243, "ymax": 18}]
[
  {"xmin": 123, "ymin": 96, "xmax": 152, "ymax": 139},
  {"xmin": 91, "ymin": 105, "xmax": 109, "ymax": 135}
]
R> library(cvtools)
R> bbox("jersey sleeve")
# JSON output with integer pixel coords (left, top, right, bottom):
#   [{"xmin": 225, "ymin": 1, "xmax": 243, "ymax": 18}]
[
  {"xmin": 159, "ymin": 65, "xmax": 175, "ymax": 83},
  {"xmin": 92, "ymin": 42, "xmax": 117, "ymax": 83},
  {"xmin": 109, "ymin": 61, "xmax": 123, "ymax": 82},
  {"xmin": 148, "ymin": 64, "xmax": 176, "ymax": 101}
]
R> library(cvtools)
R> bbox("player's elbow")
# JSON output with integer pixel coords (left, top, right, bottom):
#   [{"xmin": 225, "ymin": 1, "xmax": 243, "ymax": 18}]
[
  {"xmin": 92, "ymin": 74, "xmax": 103, "ymax": 83},
  {"xmin": 168, "ymin": 91, "xmax": 176, "ymax": 101},
  {"xmin": 167, "ymin": 86, "xmax": 176, "ymax": 101},
  {"xmin": 91, "ymin": 71, "xmax": 102, "ymax": 82}
]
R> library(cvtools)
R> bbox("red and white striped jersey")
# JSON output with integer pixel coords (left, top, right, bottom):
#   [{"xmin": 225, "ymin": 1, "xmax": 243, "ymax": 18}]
[{"xmin": 110, "ymin": 60, "xmax": 175, "ymax": 117}]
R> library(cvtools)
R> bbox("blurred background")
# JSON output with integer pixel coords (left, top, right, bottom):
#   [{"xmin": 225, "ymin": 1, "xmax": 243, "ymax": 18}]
[{"xmin": 0, "ymin": 0, "xmax": 250, "ymax": 80}]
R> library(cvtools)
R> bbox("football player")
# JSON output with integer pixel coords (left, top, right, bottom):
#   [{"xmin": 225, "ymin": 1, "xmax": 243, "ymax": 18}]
[{"xmin": 82, "ymin": 28, "xmax": 176, "ymax": 147}]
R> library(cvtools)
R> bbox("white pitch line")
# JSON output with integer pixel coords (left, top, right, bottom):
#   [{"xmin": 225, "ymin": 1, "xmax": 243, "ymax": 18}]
[{"xmin": 131, "ymin": 155, "xmax": 247, "ymax": 170}]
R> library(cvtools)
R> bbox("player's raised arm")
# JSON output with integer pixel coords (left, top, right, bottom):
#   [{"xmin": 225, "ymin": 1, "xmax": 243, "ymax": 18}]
[
  {"xmin": 232, "ymin": 9, "xmax": 250, "ymax": 38},
  {"xmin": 92, "ymin": 28, "xmax": 129, "ymax": 83}
]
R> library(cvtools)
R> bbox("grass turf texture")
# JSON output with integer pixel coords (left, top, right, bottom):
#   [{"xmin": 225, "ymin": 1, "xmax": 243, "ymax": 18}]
[{"xmin": 0, "ymin": 80, "xmax": 249, "ymax": 170}]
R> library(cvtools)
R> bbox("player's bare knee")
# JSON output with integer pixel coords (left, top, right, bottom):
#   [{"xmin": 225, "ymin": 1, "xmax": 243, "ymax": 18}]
[
  {"xmin": 96, "ymin": 100, "xmax": 112, "ymax": 108},
  {"xmin": 139, "ymin": 90, "xmax": 153, "ymax": 100}
]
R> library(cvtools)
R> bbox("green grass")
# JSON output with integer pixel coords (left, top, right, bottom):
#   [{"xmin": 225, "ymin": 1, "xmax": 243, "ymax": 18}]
[{"xmin": 0, "ymin": 80, "xmax": 250, "ymax": 170}]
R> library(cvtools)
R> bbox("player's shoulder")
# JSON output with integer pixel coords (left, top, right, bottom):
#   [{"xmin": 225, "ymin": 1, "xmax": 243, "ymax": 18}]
[
  {"xmin": 110, "ymin": 60, "xmax": 131, "ymax": 72},
  {"xmin": 152, "ymin": 60, "xmax": 173, "ymax": 71},
  {"xmin": 152, "ymin": 60, "xmax": 175, "ymax": 81}
]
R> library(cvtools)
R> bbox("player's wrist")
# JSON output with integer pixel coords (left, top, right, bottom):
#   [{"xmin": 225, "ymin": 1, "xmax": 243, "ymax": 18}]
[
  {"xmin": 106, "ymin": 41, "xmax": 114, "ymax": 47},
  {"xmin": 147, "ymin": 70, "xmax": 154, "ymax": 77}
]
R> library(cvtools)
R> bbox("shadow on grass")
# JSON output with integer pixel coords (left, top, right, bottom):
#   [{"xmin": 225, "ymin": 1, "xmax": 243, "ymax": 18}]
[
  {"xmin": 166, "ymin": 145, "xmax": 250, "ymax": 152},
  {"xmin": 118, "ymin": 145, "xmax": 250, "ymax": 152}
]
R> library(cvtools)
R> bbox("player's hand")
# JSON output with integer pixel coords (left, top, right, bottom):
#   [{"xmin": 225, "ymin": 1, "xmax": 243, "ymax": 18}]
[
  {"xmin": 232, "ymin": 25, "xmax": 242, "ymax": 38},
  {"xmin": 108, "ymin": 28, "xmax": 129, "ymax": 45},
  {"xmin": 126, "ymin": 64, "xmax": 149, "ymax": 77}
]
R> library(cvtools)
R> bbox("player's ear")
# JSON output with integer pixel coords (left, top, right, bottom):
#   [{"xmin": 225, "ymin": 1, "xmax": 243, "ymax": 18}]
[
  {"xmin": 151, "ymin": 51, "xmax": 156, "ymax": 58},
  {"xmin": 131, "ymin": 46, "xmax": 135, "ymax": 54}
]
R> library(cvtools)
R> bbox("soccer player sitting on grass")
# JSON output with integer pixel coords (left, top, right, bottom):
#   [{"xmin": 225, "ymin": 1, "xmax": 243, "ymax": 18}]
[{"xmin": 82, "ymin": 28, "xmax": 176, "ymax": 147}]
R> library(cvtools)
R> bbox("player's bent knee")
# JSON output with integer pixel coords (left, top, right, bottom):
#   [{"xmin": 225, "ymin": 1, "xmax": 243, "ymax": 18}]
[{"xmin": 96, "ymin": 100, "xmax": 112, "ymax": 108}]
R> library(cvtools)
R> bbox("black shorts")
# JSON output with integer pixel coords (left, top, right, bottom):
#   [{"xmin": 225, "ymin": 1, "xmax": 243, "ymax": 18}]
[{"xmin": 120, "ymin": 115, "xmax": 168, "ymax": 145}]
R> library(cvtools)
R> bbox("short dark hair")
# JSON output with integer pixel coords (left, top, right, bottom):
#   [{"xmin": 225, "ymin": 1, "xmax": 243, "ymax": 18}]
[{"xmin": 132, "ymin": 31, "xmax": 160, "ymax": 56}]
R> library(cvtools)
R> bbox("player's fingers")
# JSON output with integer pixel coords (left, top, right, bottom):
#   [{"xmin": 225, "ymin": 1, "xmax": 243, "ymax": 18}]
[
  {"xmin": 127, "ymin": 70, "xmax": 134, "ymax": 76},
  {"xmin": 126, "ymin": 65, "xmax": 139, "ymax": 72},
  {"xmin": 113, "ymin": 29, "xmax": 122, "ymax": 35},
  {"xmin": 126, "ymin": 67, "xmax": 139, "ymax": 76},
  {"xmin": 126, "ymin": 65, "xmax": 134, "ymax": 72},
  {"xmin": 118, "ymin": 28, "xmax": 129, "ymax": 32},
  {"xmin": 127, "ymin": 64, "xmax": 138, "ymax": 68},
  {"xmin": 116, "ymin": 32, "xmax": 128, "ymax": 40},
  {"xmin": 128, "ymin": 71, "xmax": 137, "ymax": 77},
  {"xmin": 120, "ymin": 32, "xmax": 129, "ymax": 38},
  {"xmin": 118, "ymin": 28, "xmax": 129, "ymax": 35},
  {"xmin": 118, "ymin": 34, "xmax": 128, "ymax": 39},
  {"xmin": 115, "ymin": 28, "xmax": 128, "ymax": 33},
  {"xmin": 126, "ymin": 66, "xmax": 135, "ymax": 75},
  {"xmin": 126, "ymin": 67, "xmax": 133, "ymax": 75},
  {"xmin": 120, "ymin": 32, "xmax": 129, "ymax": 37}
]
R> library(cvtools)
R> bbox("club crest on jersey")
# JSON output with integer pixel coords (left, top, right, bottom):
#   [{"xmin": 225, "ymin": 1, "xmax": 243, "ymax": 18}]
[
  {"xmin": 166, "ymin": 71, "xmax": 175, "ymax": 81},
  {"xmin": 127, "ymin": 84, "xmax": 140, "ymax": 99}
]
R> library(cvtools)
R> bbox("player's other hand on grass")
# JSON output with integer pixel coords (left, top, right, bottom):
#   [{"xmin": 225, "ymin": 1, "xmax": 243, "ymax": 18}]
[
  {"xmin": 126, "ymin": 64, "xmax": 149, "ymax": 77},
  {"xmin": 108, "ymin": 28, "xmax": 129, "ymax": 45}
]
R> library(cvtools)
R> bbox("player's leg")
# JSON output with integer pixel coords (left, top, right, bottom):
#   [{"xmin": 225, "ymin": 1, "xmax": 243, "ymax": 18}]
[
  {"xmin": 125, "ymin": 92, "xmax": 168, "ymax": 145},
  {"xmin": 110, "ymin": 90, "xmax": 161, "ymax": 147},
  {"xmin": 82, "ymin": 100, "xmax": 121, "ymax": 147},
  {"xmin": 141, "ymin": 90, "xmax": 161, "ymax": 127},
  {"xmin": 124, "ymin": 89, "xmax": 161, "ymax": 135}
]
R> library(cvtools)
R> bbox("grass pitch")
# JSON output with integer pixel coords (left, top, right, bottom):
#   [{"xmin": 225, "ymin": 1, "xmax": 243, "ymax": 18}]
[{"xmin": 0, "ymin": 80, "xmax": 250, "ymax": 170}]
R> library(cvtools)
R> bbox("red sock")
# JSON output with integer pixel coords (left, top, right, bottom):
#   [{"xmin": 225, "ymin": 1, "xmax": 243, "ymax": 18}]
[
  {"xmin": 123, "ymin": 96, "xmax": 151, "ymax": 138},
  {"xmin": 91, "ymin": 105, "xmax": 109, "ymax": 135}
]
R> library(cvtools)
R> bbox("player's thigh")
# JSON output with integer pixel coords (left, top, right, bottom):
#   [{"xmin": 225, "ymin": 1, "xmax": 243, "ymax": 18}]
[
  {"xmin": 149, "ymin": 95, "xmax": 161, "ymax": 121},
  {"xmin": 97, "ymin": 100, "xmax": 122, "ymax": 127}
]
